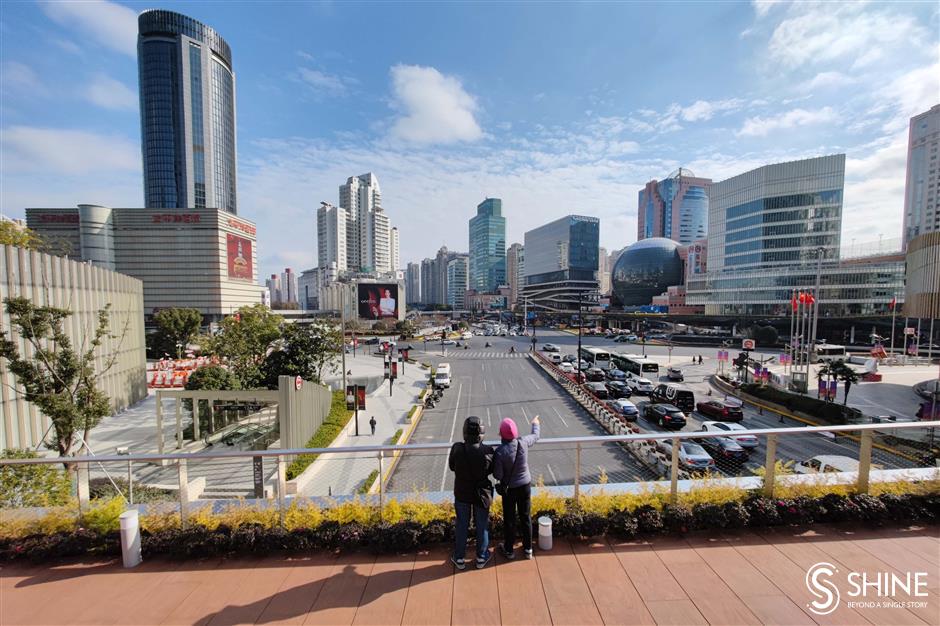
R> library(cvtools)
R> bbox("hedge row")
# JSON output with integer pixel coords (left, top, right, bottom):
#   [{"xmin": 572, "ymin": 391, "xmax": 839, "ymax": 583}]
[
  {"xmin": 3, "ymin": 492, "xmax": 936, "ymax": 562},
  {"xmin": 285, "ymin": 391, "xmax": 353, "ymax": 479},
  {"xmin": 739, "ymin": 383, "xmax": 862, "ymax": 425}
]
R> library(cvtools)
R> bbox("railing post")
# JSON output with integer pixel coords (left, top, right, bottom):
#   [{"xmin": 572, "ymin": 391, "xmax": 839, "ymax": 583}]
[
  {"xmin": 857, "ymin": 430, "xmax": 873, "ymax": 494},
  {"xmin": 77, "ymin": 461, "xmax": 90, "ymax": 512},
  {"xmin": 763, "ymin": 434, "xmax": 777, "ymax": 497},
  {"xmin": 277, "ymin": 456, "xmax": 287, "ymax": 526},
  {"xmin": 670, "ymin": 438, "xmax": 680, "ymax": 503},
  {"xmin": 177, "ymin": 458, "xmax": 189, "ymax": 528},
  {"xmin": 378, "ymin": 450, "xmax": 385, "ymax": 514},
  {"xmin": 574, "ymin": 442, "xmax": 581, "ymax": 501}
]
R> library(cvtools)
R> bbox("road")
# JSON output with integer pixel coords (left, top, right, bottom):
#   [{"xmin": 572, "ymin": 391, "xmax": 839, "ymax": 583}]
[{"xmin": 386, "ymin": 334, "xmax": 657, "ymax": 494}]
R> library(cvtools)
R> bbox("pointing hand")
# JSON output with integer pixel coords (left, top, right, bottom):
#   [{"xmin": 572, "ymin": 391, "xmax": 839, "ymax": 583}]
[{"xmin": 532, "ymin": 415, "xmax": 540, "ymax": 425}]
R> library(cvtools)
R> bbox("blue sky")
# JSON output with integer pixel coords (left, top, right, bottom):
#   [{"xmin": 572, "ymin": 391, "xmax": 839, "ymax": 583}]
[{"xmin": 1, "ymin": 1, "xmax": 938, "ymax": 280}]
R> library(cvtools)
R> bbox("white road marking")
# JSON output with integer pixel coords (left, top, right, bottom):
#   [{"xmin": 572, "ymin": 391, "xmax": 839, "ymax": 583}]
[
  {"xmin": 486, "ymin": 407, "xmax": 492, "ymax": 428},
  {"xmin": 483, "ymin": 378, "xmax": 487, "ymax": 392},
  {"xmin": 546, "ymin": 464, "xmax": 558, "ymax": 485},
  {"xmin": 529, "ymin": 377, "xmax": 541, "ymax": 391},
  {"xmin": 521, "ymin": 405, "xmax": 530, "ymax": 425},
  {"xmin": 441, "ymin": 382, "xmax": 464, "ymax": 491},
  {"xmin": 508, "ymin": 378, "xmax": 515, "ymax": 389},
  {"xmin": 552, "ymin": 406, "xmax": 570, "ymax": 428}
]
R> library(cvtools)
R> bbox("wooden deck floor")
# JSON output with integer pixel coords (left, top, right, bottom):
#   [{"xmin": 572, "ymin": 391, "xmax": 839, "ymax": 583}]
[{"xmin": 2, "ymin": 525, "xmax": 937, "ymax": 625}]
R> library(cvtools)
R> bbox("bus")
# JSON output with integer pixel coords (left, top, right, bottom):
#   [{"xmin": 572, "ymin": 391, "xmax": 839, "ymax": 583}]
[
  {"xmin": 613, "ymin": 353, "xmax": 660, "ymax": 378},
  {"xmin": 578, "ymin": 347, "xmax": 613, "ymax": 370},
  {"xmin": 814, "ymin": 344, "xmax": 846, "ymax": 362}
]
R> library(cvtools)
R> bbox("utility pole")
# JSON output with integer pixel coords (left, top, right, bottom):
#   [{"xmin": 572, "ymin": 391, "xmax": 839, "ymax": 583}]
[
  {"xmin": 577, "ymin": 289, "xmax": 583, "ymax": 380},
  {"xmin": 341, "ymin": 292, "xmax": 347, "ymax": 394}
]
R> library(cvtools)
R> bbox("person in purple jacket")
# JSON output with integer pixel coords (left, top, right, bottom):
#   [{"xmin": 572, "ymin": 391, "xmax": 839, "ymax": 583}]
[{"xmin": 493, "ymin": 416, "xmax": 540, "ymax": 559}]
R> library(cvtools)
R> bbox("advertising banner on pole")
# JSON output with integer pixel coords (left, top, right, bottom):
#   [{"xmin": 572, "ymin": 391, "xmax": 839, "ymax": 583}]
[{"xmin": 828, "ymin": 380, "xmax": 838, "ymax": 399}]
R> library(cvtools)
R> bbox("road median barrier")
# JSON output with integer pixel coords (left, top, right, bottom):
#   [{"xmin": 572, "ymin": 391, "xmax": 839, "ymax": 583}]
[{"xmin": 372, "ymin": 402, "xmax": 425, "ymax": 494}]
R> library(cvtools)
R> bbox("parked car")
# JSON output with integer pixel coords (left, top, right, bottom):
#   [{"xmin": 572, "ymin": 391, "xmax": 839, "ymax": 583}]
[
  {"xmin": 644, "ymin": 403, "xmax": 688, "ymax": 430},
  {"xmin": 548, "ymin": 353, "xmax": 562, "ymax": 364},
  {"xmin": 442, "ymin": 339, "xmax": 457, "ymax": 346},
  {"xmin": 586, "ymin": 367, "xmax": 606, "ymax": 382},
  {"xmin": 605, "ymin": 368, "xmax": 627, "ymax": 382},
  {"xmin": 794, "ymin": 455, "xmax": 860, "ymax": 474},
  {"xmin": 697, "ymin": 436, "xmax": 748, "ymax": 466},
  {"xmin": 666, "ymin": 366, "xmax": 684, "ymax": 381},
  {"xmin": 675, "ymin": 442, "xmax": 716, "ymax": 471},
  {"xmin": 585, "ymin": 382, "xmax": 609, "ymax": 399},
  {"xmin": 627, "ymin": 374, "xmax": 654, "ymax": 395},
  {"xmin": 364, "ymin": 337, "xmax": 380, "ymax": 345},
  {"xmin": 613, "ymin": 335, "xmax": 630, "ymax": 342},
  {"xmin": 650, "ymin": 383, "xmax": 695, "ymax": 412},
  {"xmin": 578, "ymin": 359, "xmax": 590, "ymax": 371},
  {"xmin": 700, "ymin": 421, "xmax": 758, "ymax": 449},
  {"xmin": 609, "ymin": 398, "xmax": 639, "ymax": 421},
  {"xmin": 562, "ymin": 354, "xmax": 577, "ymax": 363},
  {"xmin": 542, "ymin": 343, "xmax": 560, "ymax": 352},
  {"xmin": 461, "ymin": 331, "xmax": 473, "ymax": 340},
  {"xmin": 559, "ymin": 362, "xmax": 575, "ymax": 373},
  {"xmin": 696, "ymin": 399, "xmax": 744, "ymax": 422},
  {"xmin": 605, "ymin": 380, "xmax": 631, "ymax": 399},
  {"xmin": 566, "ymin": 371, "xmax": 587, "ymax": 384}
]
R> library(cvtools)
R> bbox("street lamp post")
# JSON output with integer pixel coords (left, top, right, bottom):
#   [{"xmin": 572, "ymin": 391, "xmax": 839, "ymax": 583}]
[{"xmin": 577, "ymin": 289, "xmax": 583, "ymax": 380}]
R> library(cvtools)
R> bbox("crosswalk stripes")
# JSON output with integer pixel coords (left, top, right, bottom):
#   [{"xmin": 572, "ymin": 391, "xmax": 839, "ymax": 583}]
[{"xmin": 440, "ymin": 350, "xmax": 528, "ymax": 359}]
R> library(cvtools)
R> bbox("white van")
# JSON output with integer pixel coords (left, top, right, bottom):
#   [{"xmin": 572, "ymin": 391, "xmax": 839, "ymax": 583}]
[
  {"xmin": 434, "ymin": 363, "xmax": 452, "ymax": 388},
  {"xmin": 794, "ymin": 455, "xmax": 859, "ymax": 474},
  {"xmin": 549, "ymin": 353, "xmax": 562, "ymax": 364}
]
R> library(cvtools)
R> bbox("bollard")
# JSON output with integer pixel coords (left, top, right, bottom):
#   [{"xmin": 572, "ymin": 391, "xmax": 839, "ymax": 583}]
[
  {"xmin": 119, "ymin": 508, "xmax": 142, "ymax": 568},
  {"xmin": 538, "ymin": 516, "xmax": 553, "ymax": 551}
]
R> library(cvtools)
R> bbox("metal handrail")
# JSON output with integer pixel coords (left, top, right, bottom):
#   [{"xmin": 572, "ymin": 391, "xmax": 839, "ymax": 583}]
[{"xmin": 3, "ymin": 420, "xmax": 938, "ymax": 466}]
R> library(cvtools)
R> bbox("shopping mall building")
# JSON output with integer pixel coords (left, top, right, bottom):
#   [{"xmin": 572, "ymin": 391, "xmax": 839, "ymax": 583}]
[{"xmin": 26, "ymin": 205, "xmax": 264, "ymax": 323}]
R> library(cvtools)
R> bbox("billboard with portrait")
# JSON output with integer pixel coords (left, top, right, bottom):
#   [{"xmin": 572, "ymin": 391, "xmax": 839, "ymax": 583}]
[
  {"xmin": 226, "ymin": 234, "xmax": 253, "ymax": 281},
  {"xmin": 357, "ymin": 283, "xmax": 399, "ymax": 320}
]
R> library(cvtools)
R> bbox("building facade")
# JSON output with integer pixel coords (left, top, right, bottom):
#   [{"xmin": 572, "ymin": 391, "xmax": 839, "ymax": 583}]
[
  {"xmin": 637, "ymin": 169, "xmax": 711, "ymax": 245},
  {"xmin": 266, "ymin": 273, "xmax": 281, "ymax": 304},
  {"xmin": 468, "ymin": 198, "xmax": 506, "ymax": 292},
  {"xmin": 506, "ymin": 242, "xmax": 524, "ymax": 308},
  {"xmin": 905, "ymin": 231, "xmax": 940, "ymax": 319},
  {"xmin": 598, "ymin": 246, "xmax": 611, "ymax": 295},
  {"xmin": 446, "ymin": 255, "xmax": 469, "ymax": 309},
  {"xmin": 298, "ymin": 264, "xmax": 338, "ymax": 310},
  {"xmin": 522, "ymin": 215, "xmax": 599, "ymax": 311},
  {"xmin": 138, "ymin": 10, "xmax": 237, "ymax": 214},
  {"xmin": 420, "ymin": 258, "xmax": 434, "ymax": 305},
  {"xmin": 316, "ymin": 202, "xmax": 348, "ymax": 271},
  {"xmin": 405, "ymin": 262, "xmax": 421, "ymax": 305},
  {"xmin": 1, "ymin": 244, "xmax": 147, "ymax": 449},
  {"xmin": 903, "ymin": 105, "xmax": 940, "ymax": 249},
  {"xmin": 339, "ymin": 173, "xmax": 392, "ymax": 274},
  {"xmin": 26, "ymin": 205, "xmax": 264, "ymax": 322},
  {"xmin": 279, "ymin": 268, "xmax": 298, "ymax": 305},
  {"xmin": 390, "ymin": 226, "xmax": 400, "ymax": 273}
]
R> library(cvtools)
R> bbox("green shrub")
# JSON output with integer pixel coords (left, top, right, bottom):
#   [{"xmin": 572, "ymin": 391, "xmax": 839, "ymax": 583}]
[
  {"xmin": 0, "ymin": 449, "xmax": 72, "ymax": 508},
  {"xmin": 407, "ymin": 405, "xmax": 418, "ymax": 419},
  {"xmin": 286, "ymin": 391, "xmax": 353, "ymax": 479},
  {"xmin": 357, "ymin": 470, "xmax": 379, "ymax": 495},
  {"xmin": 391, "ymin": 429, "xmax": 403, "ymax": 444}
]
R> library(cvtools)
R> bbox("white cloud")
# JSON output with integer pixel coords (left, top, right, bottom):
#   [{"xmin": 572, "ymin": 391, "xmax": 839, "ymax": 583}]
[
  {"xmin": 680, "ymin": 98, "xmax": 745, "ymax": 122},
  {"xmin": 767, "ymin": 3, "xmax": 927, "ymax": 69},
  {"xmin": 41, "ymin": 0, "xmax": 138, "ymax": 57},
  {"xmin": 799, "ymin": 71, "xmax": 857, "ymax": 92},
  {"xmin": 296, "ymin": 67, "xmax": 356, "ymax": 97},
  {"xmin": 1, "ymin": 126, "xmax": 140, "ymax": 175},
  {"xmin": 84, "ymin": 74, "xmax": 137, "ymax": 110},
  {"xmin": 737, "ymin": 107, "xmax": 837, "ymax": 137},
  {"xmin": 388, "ymin": 65, "xmax": 482, "ymax": 144},
  {"xmin": 752, "ymin": 0, "xmax": 784, "ymax": 18},
  {"xmin": 0, "ymin": 62, "xmax": 47, "ymax": 95}
]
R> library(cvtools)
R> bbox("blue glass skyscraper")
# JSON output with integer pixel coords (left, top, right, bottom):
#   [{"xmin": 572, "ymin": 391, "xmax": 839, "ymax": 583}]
[
  {"xmin": 138, "ymin": 10, "xmax": 237, "ymax": 214},
  {"xmin": 468, "ymin": 198, "xmax": 506, "ymax": 291}
]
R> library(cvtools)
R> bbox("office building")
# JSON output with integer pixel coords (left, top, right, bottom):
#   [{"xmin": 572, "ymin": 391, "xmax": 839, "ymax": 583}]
[
  {"xmin": 317, "ymin": 202, "xmax": 348, "ymax": 271},
  {"xmin": 279, "ymin": 268, "xmax": 298, "ymax": 305},
  {"xmin": 611, "ymin": 238, "xmax": 684, "ymax": 306},
  {"xmin": 420, "ymin": 257, "xmax": 434, "ymax": 305},
  {"xmin": 447, "ymin": 255, "xmax": 469, "ymax": 309},
  {"xmin": 298, "ymin": 264, "xmax": 338, "ymax": 310},
  {"xmin": 406, "ymin": 262, "xmax": 421, "ymax": 305},
  {"xmin": 419, "ymin": 246, "xmax": 461, "ymax": 306},
  {"xmin": 468, "ymin": 198, "xmax": 506, "ymax": 291},
  {"xmin": 686, "ymin": 155, "xmax": 906, "ymax": 316},
  {"xmin": 27, "ymin": 205, "xmax": 264, "ymax": 322},
  {"xmin": 905, "ymin": 232, "xmax": 940, "ymax": 319},
  {"xmin": 637, "ymin": 169, "xmax": 710, "ymax": 245},
  {"xmin": 506, "ymin": 243, "xmax": 524, "ymax": 307},
  {"xmin": 390, "ymin": 226, "xmax": 400, "ymax": 273},
  {"xmin": 598, "ymin": 246, "xmax": 611, "ymax": 295},
  {"xmin": 903, "ymin": 105, "xmax": 940, "ymax": 248},
  {"xmin": 1, "ymin": 244, "xmax": 147, "ymax": 449},
  {"xmin": 138, "ymin": 10, "xmax": 237, "ymax": 213},
  {"xmin": 522, "ymin": 215, "xmax": 599, "ymax": 311},
  {"xmin": 266, "ymin": 274, "xmax": 282, "ymax": 304}
]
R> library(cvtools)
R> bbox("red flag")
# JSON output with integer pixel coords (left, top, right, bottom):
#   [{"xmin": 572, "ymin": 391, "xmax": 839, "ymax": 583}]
[
  {"xmin": 888, "ymin": 296, "xmax": 896, "ymax": 310},
  {"xmin": 791, "ymin": 292, "xmax": 798, "ymax": 311},
  {"xmin": 807, "ymin": 292, "xmax": 816, "ymax": 304},
  {"xmin": 798, "ymin": 291, "xmax": 807, "ymax": 304}
]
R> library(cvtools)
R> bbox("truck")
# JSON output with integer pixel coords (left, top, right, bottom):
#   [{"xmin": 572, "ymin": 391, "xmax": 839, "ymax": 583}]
[{"xmin": 434, "ymin": 363, "xmax": 452, "ymax": 388}]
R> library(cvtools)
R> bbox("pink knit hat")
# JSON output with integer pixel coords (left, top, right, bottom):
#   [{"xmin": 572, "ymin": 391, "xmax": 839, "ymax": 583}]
[{"xmin": 499, "ymin": 418, "xmax": 518, "ymax": 440}]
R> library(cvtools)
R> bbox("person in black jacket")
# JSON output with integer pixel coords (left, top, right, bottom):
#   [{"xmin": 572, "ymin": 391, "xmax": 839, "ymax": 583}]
[{"xmin": 448, "ymin": 416, "xmax": 494, "ymax": 570}]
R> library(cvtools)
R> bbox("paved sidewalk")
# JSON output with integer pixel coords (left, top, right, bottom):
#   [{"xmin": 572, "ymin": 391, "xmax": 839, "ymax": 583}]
[{"xmin": 298, "ymin": 354, "xmax": 427, "ymax": 497}]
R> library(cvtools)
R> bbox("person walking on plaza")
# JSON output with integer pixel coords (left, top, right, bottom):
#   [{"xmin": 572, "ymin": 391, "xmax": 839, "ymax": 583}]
[
  {"xmin": 494, "ymin": 415, "xmax": 540, "ymax": 560},
  {"xmin": 448, "ymin": 416, "xmax": 494, "ymax": 570},
  {"xmin": 369, "ymin": 416, "xmax": 376, "ymax": 436}
]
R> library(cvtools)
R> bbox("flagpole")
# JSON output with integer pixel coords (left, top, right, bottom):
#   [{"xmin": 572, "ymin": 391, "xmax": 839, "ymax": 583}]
[
  {"xmin": 889, "ymin": 293, "xmax": 897, "ymax": 358},
  {"xmin": 789, "ymin": 290, "xmax": 796, "ymax": 376}
]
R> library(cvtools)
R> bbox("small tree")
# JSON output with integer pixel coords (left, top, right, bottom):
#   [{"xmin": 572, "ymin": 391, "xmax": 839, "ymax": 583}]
[
  {"xmin": 0, "ymin": 221, "xmax": 70, "ymax": 256},
  {"xmin": 200, "ymin": 305, "xmax": 283, "ymax": 388},
  {"xmin": 394, "ymin": 319, "xmax": 416, "ymax": 338},
  {"xmin": 753, "ymin": 325, "xmax": 779, "ymax": 347},
  {"xmin": 831, "ymin": 360, "xmax": 860, "ymax": 406},
  {"xmin": 0, "ymin": 297, "xmax": 127, "ymax": 459},
  {"xmin": 815, "ymin": 361, "xmax": 834, "ymax": 402},
  {"xmin": 184, "ymin": 364, "xmax": 241, "ymax": 432},
  {"xmin": 260, "ymin": 322, "xmax": 341, "ymax": 388},
  {"xmin": 0, "ymin": 448, "xmax": 72, "ymax": 507},
  {"xmin": 151, "ymin": 307, "xmax": 203, "ymax": 359}
]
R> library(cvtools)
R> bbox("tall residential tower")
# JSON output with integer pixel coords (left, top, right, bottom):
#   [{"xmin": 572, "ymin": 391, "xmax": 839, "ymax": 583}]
[
  {"xmin": 903, "ymin": 104, "xmax": 940, "ymax": 248},
  {"xmin": 138, "ymin": 10, "xmax": 237, "ymax": 213}
]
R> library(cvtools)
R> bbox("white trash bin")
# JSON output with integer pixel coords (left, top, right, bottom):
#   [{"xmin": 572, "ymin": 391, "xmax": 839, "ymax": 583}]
[
  {"xmin": 119, "ymin": 508, "xmax": 142, "ymax": 568},
  {"xmin": 537, "ymin": 516, "xmax": 553, "ymax": 551}
]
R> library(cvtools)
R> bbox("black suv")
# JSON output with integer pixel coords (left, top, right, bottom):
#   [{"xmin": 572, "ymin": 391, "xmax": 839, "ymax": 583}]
[
  {"xmin": 585, "ymin": 367, "xmax": 606, "ymax": 382},
  {"xmin": 644, "ymin": 403, "xmax": 687, "ymax": 430},
  {"xmin": 605, "ymin": 380, "xmax": 631, "ymax": 398},
  {"xmin": 650, "ymin": 383, "xmax": 695, "ymax": 413}
]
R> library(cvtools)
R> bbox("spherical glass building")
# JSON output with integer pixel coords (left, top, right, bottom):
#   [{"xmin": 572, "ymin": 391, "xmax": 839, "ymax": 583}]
[{"xmin": 611, "ymin": 238, "xmax": 683, "ymax": 305}]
